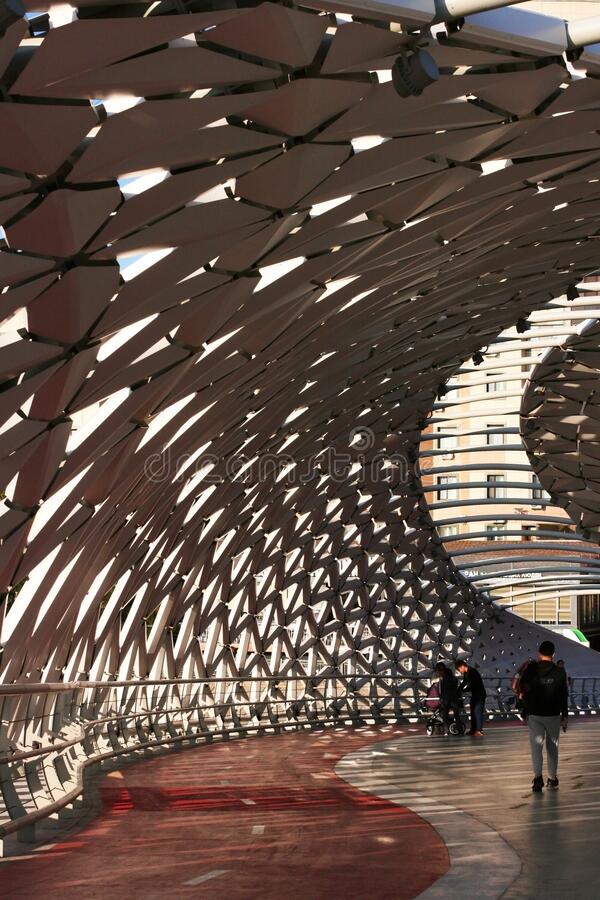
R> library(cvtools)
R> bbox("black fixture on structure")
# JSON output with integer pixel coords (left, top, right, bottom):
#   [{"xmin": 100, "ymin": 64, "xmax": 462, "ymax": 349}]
[{"xmin": 392, "ymin": 50, "xmax": 439, "ymax": 97}]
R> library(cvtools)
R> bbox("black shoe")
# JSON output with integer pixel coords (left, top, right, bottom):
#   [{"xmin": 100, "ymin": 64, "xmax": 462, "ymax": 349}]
[
  {"xmin": 532, "ymin": 776, "xmax": 544, "ymax": 793},
  {"xmin": 547, "ymin": 777, "xmax": 559, "ymax": 790}
]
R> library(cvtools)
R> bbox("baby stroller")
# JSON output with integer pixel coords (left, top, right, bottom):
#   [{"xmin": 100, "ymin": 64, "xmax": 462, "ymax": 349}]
[{"xmin": 423, "ymin": 683, "xmax": 465, "ymax": 736}]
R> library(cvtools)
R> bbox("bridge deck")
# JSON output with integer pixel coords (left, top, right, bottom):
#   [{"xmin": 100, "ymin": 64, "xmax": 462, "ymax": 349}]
[{"xmin": 1, "ymin": 721, "xmax": 599, "ymax": 898}]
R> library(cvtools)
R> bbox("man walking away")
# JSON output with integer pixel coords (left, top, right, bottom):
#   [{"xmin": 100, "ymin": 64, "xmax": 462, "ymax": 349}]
[
  {"xmin": 455, "ymin": 659, "xmax": 486, "ymax": 737},
  {"xmin": 520, "ymin": 640, "xmax": 569, "ymax": 793},
  {"xmin": 435, "ymin": 662, "xmax": 462, "ymax": 735}
]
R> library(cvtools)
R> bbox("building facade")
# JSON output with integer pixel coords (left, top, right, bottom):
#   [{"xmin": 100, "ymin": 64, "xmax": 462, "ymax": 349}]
[{"xmin": 422, "ymin": 287, "xmax": 600, "ymax": 647}]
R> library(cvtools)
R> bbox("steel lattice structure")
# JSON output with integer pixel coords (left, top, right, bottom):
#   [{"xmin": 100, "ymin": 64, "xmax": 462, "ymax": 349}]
[
  {"xmin": 2, "ymin": 0, "xmax": 600, "ymax": 706},
  {"xmin": 522, "ymin": 317, "xmax": 600, "ymax": 539}
]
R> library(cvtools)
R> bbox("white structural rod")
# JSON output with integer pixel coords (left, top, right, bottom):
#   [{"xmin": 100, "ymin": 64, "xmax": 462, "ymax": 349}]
[
  {"xmin": 312, "ymin": 0, "xmax": 600, "ymax": 46},
  {"xmin": 566, "ymin": 16, "xmax": 600, "ymax": 48},
  {"xmin": 436, "ymin": 0, "xmax": 526, "ymax": 19}
]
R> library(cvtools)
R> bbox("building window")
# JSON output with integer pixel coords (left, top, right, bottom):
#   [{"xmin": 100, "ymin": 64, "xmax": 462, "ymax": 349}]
[
  {"xmin": 535, "ymin": 522, "xmax": 573, "ymax": 535},
  {"xmin": 486, "ymin": 521, "xmax": 507, "ymax": 540},
  {"xmin": 439, "ymin": 524, "xmax": 459, "ymax": 538},
  {"xmin": 486, "ymin": 425, "xmax": 505, "ymax": 446},
  {"xmin": 437, "ymin": 476, "xmax": 457, "ymax": 502},
  {"xmin": 486, "ymin": 474, "xmax": 506, "ymax": 499},
  {"xmin": 486, "ymin": 375, "xmax": 506, "ymax": 393},
  {"xmin": 437, "ymin": 426, "xmax": 457, "ymax": 453},
  {"xmin": 580, "ymin": 595, "xmax": 600, "ymax": 627}
]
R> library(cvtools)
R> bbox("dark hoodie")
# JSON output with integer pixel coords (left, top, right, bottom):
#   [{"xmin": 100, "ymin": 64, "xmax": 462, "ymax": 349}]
[
  {"xmin": 520, "ymin": 660, "xmax": 568, "ymax": 717},
  {"xmin": 459, "ymin": 665, "xmax": 486, "ymax": 701},
  {"xmin": 438, "ymin": 668, "xmax": 459, "ymax": 704}
]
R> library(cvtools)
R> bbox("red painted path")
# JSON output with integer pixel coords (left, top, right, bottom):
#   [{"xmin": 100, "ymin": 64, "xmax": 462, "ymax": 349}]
[{"xmin": 0, "ymin": 725, "xmax": 449, "ymax": 898}]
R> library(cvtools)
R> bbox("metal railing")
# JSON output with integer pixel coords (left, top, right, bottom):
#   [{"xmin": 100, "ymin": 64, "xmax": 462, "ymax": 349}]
[
  {"xmin": 482, "ymin": 676, "xmax": 600, "ymax": 718},
  {"xmin": 1, "ymin": 673, "xmax": 598, "ymax": 850},
  {"xmin": 0, "ymin": 673, "xmax": 423, "ymax": 848}
]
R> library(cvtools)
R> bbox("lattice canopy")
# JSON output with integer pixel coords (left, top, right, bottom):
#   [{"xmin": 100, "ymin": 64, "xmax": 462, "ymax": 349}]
[
  {"xmin": 2, "ymin": 0, "xmax": 600, "ymax": 687},
  {"xmin": 522, "ymin": 319, "xmax": 600, "ymax": 539}
]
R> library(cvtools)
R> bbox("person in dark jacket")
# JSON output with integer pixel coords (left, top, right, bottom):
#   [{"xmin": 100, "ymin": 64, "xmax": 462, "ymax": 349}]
[
  {"xmin": 435, "ymin": 662, "xmax": 461, "ymax": 735},
  {"xmin": 455, "ymin": 659, "xmax": 486, "ymax": 736},
  {"xmin": 519, "ymin": 640, "xmax": 569, "ymax": 792}
]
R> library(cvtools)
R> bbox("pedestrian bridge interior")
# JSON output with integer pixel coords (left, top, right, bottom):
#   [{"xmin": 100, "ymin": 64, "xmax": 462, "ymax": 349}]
[{"xmin": 3, "ymin": 0, "xmax": 600, "ymax": 895}]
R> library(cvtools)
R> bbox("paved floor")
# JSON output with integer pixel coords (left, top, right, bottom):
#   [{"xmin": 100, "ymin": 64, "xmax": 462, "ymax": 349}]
[
  {"xmin": 0, "ymin": 725, "xmax": 448, "ymax": 899},
  {"xmin": 1, "ymin": 720, "xmax": 599, "ymax": 898},
  {"xmin": 340, "ymin": 719, "xmax": 600, "ymax": 900}
]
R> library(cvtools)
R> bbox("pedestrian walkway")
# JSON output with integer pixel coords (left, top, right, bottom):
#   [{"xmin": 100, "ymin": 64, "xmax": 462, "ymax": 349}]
[
  {"xmin": 0, "ymin": 725, "xmax": 447, "ymax": 899},
  {"xmin": 1, "ymin": 720, "xmax": 600, "ymax": 898},
  {"xmin": 340, "ymin": 720, "xmax": 600, "ymax": 899}
]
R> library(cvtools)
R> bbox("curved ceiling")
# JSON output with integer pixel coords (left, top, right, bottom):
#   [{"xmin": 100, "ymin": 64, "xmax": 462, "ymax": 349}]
[
  {"xmin": 522, "ymin": 318, "xmax": 600, "ymax": 538},
  {"xmin": 2, "ymin": 0, "xmax": 600, "ymax": 685}
]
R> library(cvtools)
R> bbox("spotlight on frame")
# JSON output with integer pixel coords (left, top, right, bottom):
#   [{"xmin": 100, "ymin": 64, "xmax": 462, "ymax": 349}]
[
  {"xmin": 472, "ymin": 350, "xmax": 484, "ymax": 366},
  {"xmin": 516, "ymin": 317, "xmax": 531, "ymax": 333},
  {"xmin": 392, "ymin": 50, "xmax": 439, "ymax": 98}
]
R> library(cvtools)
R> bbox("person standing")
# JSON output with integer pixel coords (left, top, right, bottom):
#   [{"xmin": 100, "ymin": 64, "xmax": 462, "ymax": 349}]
[
  {"xmin": 435, "ymin": 662, "xmax": 462, "ymax": 735},
  {"xmin": 519, "ymin": 640, "xmax": 569, "ymax": 792},
  {"xmin": 455, "ymin": 659, "xmax": 486, "ymax": 736}
]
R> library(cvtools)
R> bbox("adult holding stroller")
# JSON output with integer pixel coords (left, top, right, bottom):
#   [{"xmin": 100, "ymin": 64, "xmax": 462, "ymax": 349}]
[
  {"xmin": 435, "ymin": 662, "xmax": 463, "ymax": 736},
  {"xmin": 455, "ymin": 659, "xmax": 486, "ymax": 737}
]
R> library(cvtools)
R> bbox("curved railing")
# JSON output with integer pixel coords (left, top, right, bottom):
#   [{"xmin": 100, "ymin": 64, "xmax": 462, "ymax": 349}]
[
  {"xmin": 483, "ymin": 676, "xmax": 600, "ymax": 718},
  {"xmin": 0, "ymin": 673, "xmax": 422, "ymax": 848},
  {"xmin": 1, "ymin": 673, "xmax": 598, "ymax": 851}
]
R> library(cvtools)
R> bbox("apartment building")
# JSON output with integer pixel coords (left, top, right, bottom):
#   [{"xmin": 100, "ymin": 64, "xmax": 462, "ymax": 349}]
[{"xmin": 422, "ymin": 287, "xmax": 600, "ymax": 648}]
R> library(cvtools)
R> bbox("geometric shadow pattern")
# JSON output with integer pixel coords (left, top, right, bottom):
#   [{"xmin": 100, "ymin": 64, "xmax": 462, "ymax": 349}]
[{"xmin": 3, "ymin": 0, "xmax": 600, "ymax": 695}]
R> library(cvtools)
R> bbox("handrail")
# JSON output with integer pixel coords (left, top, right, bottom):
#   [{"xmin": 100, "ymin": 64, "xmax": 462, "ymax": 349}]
[
  {"xmin": 0, "ymin": 673, "xmax": 423, "ymax": 846},
  {"xmin": 0, "ymin": 673, "xmax": 423, "ymax": 697}
]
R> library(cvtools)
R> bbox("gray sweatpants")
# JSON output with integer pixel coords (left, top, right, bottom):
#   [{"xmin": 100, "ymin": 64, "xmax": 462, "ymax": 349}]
[{"xmin": 528, "ymin": 714, "xmax": 561, "ymax": 778}]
